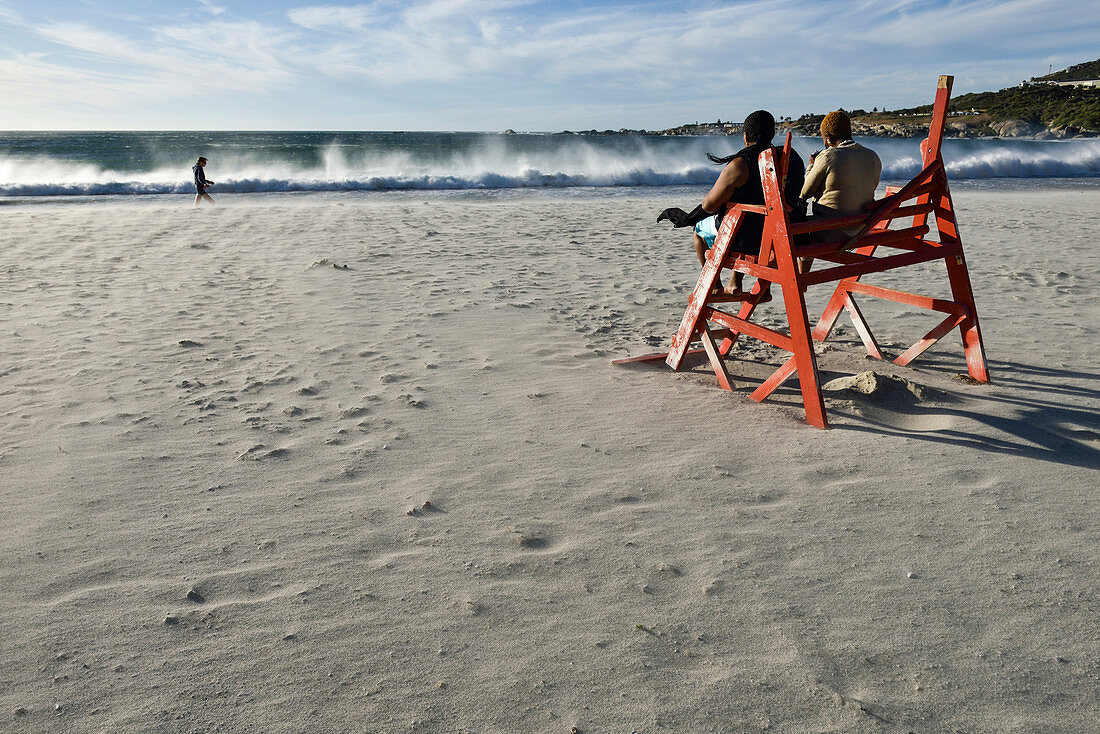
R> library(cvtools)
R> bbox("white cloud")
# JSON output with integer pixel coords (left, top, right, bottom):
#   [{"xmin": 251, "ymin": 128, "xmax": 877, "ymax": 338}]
[
  {"xmin": 0, "ymin": 52, "xmax": 125, "ymax": 107},
  {"xmin": 13, "ymin": 16, "xmax": 300, "ymax": 122},
  {"xmin": 1, "ymin": 0, "xmax": 1098, "ymax": 128},
  {"xmin": 288, "ymin": 3, "xmax": 378, "ymax": 30},
  {"xmin": 37, "ymin": 22, "xmax": 165, "ymax": 64},
  {"xmin": 277, "ymin": 0, "xmax": 826, "ymax": 89},
  {"xmin": 152, "ymin": 20, "xmax": 297, "ymax": 77},
  {"xmin": 0, "ymin": 3, "xmax": 22, "ymax": 23},
  {"xmin": 198, "ymin": 0, "xmax": 227, "ymax": 16},
  {"xmin": 401, "ymin": 0, "xmax": 530, "ymax": 26},
  {"xmin": 478, "ymin": 18, "xmax": 503, "ymax": 43}
]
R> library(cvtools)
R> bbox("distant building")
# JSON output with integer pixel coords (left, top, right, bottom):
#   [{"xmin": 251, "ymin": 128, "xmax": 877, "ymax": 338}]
[
  {"xmin": 1022, "ymin": 78, "xmax": 1100, "ymax": 88},
  {"xmin": 1053, "ymin": 79, "xmax": 1100, "ymax": 88}
]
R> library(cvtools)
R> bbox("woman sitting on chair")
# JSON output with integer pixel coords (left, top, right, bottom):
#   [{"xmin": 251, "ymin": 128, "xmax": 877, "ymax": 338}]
[
  {"xmin": 658, "ymin": 110, "xmax": 805, "ymax": 297},
  {"xmin": 800, "ymin": 110, "xmax": 882, "ymax": 242}
]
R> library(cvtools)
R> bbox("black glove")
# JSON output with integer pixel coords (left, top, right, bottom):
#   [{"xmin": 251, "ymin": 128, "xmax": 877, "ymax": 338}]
[{"xmin": 657, "ymin": 204, "xmax": 711, "ymax": 228}]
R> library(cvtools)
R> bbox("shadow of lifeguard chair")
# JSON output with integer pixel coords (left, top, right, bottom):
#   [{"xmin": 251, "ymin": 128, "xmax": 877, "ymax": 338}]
[{"xmin": 614, "ymin": 76, "xmax": 989, "ymax": 428}]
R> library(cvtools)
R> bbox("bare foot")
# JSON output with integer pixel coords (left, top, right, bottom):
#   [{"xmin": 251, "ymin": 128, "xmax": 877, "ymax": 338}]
[{"xmin": 725, "ymin": 284, "xmax": 772, "ymax": 303}]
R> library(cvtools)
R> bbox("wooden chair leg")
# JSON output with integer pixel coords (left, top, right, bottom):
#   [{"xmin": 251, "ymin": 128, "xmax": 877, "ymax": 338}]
[
  {"xmin": 700, "ymin": 325, "xmax": 734, "ymax": 391},
  {"xmin": 934, "ymin": 179, "xmax": 990, "ymax": 382},
  {"xmin": 811, "ymin": 239, "xmax": 881, "ymax": 343},
  {"xmin": 843, "ymin": 293, "xmax": 883, "ymax": 359},
  {"xmin": 895, "ymin": 313, "xmax": 966, "ymax": 367},
  {"xmin": 786, "ymin": 298, "xmax": 828, "ymax": 429},
  {"xmin": 811, "ymin": 288, "xmax": 848, "ymax": 342},
  {"xmin": 667, "ymin": 216, "xmax": 740, "ymax": 370},
  {"xmin": 946, "ymin": 255, "xmax": 989, "ymax": 382},
  {"xmin": 751, "ymin": 356, "xmax": 797, "ymax": 402},
  {"xmin": 774, "ymin": 252, "xmax": 828, "ymax": 429}
]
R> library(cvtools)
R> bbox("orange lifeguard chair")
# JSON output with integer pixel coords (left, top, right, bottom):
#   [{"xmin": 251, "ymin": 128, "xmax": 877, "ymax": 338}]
[{"xmin": 614, "ymin": 76, "xmax": 989, "ymax": 428}]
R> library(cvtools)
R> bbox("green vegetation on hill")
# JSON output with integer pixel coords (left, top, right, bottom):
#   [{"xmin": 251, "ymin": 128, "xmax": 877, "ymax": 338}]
[
  {"xmin": 1036, "ymin": 59, "xmax": 1100, "ymax": 82},
  {"xmin": 891, "ymin": 84, "xmax": 1100, "ymax": 131},
  {"xmin": 656, "ymin": 59, "xmax": 1100, "ymax": 137}
]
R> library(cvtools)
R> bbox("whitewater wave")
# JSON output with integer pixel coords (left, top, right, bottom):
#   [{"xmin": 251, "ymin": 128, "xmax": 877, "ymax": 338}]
[
  {"xmin": 1, "ymin": 136, "xmax": 1098, "ymax": 197},
  {"xmin": 880, "ymin": 143, "xmax": 1100, "ymax": 180},
  {"xmin": 0, "ymin": 168, "xmax": 725, "ymax": 197}
]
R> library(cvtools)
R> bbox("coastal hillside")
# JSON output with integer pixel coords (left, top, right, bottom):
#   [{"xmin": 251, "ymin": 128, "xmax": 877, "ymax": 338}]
[
  {"xmin": 616, "ymin": 59, "xmax": 1100, "ymax": 139},
  {"xmin": 785, "ymin": 59, "xmax": 1100, "ymax": 139},
  {"xmin": 1036, "ymin": 59, "xmax": 1100, "ymax": 83}
]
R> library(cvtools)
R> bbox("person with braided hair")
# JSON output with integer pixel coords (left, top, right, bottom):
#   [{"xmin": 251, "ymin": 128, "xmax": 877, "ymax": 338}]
[{"xmin": 658, "ymin": 110, "xmax": 805, "ymax": 296}]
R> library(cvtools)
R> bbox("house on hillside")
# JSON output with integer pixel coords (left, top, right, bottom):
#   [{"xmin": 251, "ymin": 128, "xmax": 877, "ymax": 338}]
[
  {"xmin": 1026, "ymin": 58, "xmax": 1100, "ymax": 88},
  {"xmin": 1020, "ymin": 78, "xmax": 1100, "ymax": 88},
  {"xmin": 1053, "ymin": 79, "xmax": 1100, "ymax": 88}
]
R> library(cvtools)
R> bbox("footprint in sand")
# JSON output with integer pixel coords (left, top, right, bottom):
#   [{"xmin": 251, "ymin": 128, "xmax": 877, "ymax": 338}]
[
  {"xmin": 398, "ymin": 394, "xmax": 427, "ymax": 408},
  {"xmin": 518, "ymin": 534, "xmax": 549, "ymax": 549},
  {"xmin": 505, "ymin": 526, "xmax": 554, "ymax": 551},
  {"xmin": 738, "ymin": 489, "xmax": 788, "ymax": 506},
  {"xmin": 236, "ymin": 444, "xmax": 290, "ymax": 461}
]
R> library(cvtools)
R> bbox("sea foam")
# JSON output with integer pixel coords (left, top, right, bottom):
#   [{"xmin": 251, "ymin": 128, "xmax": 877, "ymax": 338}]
[{"xmin": 1, "ymin": 134, "xmax": 1097, "ymax": 197}]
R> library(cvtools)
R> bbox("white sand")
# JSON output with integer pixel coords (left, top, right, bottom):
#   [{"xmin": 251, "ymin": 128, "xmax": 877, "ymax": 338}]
[{"xmin": 1, "ymin": 190, "xmax": 1097, "ymax": 732}]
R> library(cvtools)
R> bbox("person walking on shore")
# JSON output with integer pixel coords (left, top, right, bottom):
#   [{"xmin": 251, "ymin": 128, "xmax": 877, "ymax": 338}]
[{"xmin": 193, "ymin": 157, "xmax": 215, "ymax": 206}]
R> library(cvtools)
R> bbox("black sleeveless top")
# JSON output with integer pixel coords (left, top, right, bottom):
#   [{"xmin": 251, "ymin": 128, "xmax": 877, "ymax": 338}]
[{"xmin": 716, "ymin": 144, "xmax": 805, "ymax": 254}]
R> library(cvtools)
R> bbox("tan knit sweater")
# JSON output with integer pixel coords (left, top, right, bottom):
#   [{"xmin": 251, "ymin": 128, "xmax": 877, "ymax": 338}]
[{"xmin": 800, "ymin": 140, "xmax": 882, "ymax": 217}]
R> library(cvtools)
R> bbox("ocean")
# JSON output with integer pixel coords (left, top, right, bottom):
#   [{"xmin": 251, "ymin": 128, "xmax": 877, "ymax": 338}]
[{"xmin": 1, "ymin": 131, "xmax": 1098, "ymax": 202}]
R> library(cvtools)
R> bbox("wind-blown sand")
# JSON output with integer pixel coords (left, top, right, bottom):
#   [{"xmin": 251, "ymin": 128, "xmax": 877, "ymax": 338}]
[{"xmin": 1, "ymin": 190, "xmax": 1097, "ymax": 732}]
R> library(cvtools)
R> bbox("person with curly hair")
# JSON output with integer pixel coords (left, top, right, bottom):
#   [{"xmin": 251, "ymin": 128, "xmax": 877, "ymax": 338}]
[{"xmin": 800, "ymin": 111, "xmax": 881, "ymax": 242}]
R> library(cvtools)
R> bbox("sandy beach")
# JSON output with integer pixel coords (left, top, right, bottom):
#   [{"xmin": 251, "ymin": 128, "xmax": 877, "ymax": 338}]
[{"xmin": 1, "ymin": 190, "xmax": 1098, "ymax": 732}]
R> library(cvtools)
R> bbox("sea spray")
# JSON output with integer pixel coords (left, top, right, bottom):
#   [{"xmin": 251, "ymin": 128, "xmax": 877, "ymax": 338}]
[{"xmin": 1, "ymin": 131, "xmax": 1098, "ymax": 197}]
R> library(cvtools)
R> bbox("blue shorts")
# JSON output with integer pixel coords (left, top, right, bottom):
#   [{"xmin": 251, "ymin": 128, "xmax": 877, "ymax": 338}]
[{"xmin": 694, "ymin": 215, "xmax": 719, "ymax": 248}]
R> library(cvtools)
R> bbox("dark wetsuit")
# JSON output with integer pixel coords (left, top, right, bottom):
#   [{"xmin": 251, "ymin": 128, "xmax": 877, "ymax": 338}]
[
  {"xmin": 716, "ymin": 144, "xmax": 806, "ymax": 254},
  {"xmin": 193, "ymin": 164, "xmax": 210, "ymax": 194}
]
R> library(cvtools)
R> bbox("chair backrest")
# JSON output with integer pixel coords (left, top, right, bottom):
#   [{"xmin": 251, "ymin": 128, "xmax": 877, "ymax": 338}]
[
  {"xmin": 781, "ymin": 82, "xmax": 954, "ymax": 248},
  {"xmin": 923, "ymin": 75, "xmax": 953, "ymax": 167},
  {"xmin": 777, "ymin": 131, "xmax": 792, "ymax": 196}
]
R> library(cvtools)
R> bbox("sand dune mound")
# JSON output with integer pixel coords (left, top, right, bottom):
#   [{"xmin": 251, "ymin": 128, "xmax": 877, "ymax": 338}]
[
  {"xmin": 822, "ymin": 371, "xmax": 930, "ymax": 406},
  {"xmin": 822, "ymin": 371, "xmax": 954, "ymax": 431}
]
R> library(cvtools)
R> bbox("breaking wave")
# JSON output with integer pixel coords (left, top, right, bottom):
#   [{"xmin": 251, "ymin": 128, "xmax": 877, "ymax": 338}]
[{"xmin": 1, "ymin": 134, "xmax": 1097, "ymax": 198}]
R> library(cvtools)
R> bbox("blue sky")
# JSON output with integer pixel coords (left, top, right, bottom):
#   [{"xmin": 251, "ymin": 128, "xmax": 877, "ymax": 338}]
[{"xmin": 1, "ymin": 0, "xmax": 1096, "ymax": 130}]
